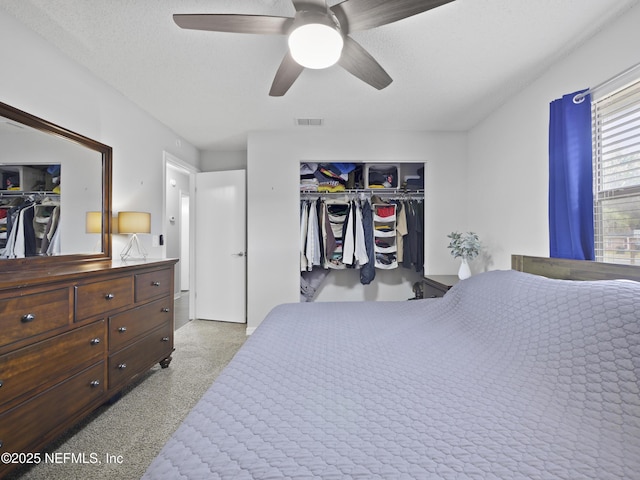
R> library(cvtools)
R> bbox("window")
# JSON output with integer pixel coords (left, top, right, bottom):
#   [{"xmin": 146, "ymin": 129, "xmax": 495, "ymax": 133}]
[{"xmin": 592, "ymin": 79, "xmax": 640, "ymax": 265}]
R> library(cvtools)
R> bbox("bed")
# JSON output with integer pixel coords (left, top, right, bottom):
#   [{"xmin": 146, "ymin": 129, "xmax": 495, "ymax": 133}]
[{"xmin": 143, "ymin": 256, "xmax": 640, "ymax": 479}]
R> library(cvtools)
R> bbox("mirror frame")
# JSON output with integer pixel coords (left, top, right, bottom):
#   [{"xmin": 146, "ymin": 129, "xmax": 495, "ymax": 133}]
[{"xmin": 0, "ymin": 101, "xmax": 112, "ymax": 271}]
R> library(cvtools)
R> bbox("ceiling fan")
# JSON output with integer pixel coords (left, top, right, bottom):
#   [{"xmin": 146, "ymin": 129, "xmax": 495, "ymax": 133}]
[{"xmin": 173, "ymin": 0, "xmax": 455, "ymax": 96}]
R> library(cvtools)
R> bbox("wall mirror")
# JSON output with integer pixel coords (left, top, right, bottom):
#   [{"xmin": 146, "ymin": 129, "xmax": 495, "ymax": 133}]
[{"xmin": 0, "ymin": 101, "xmax": 112, "ymax": 271}]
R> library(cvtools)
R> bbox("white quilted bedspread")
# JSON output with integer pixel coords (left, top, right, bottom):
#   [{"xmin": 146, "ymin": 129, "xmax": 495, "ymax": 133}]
[{"xmin": 143, "ymin": 270, "xmax": 640, "ymax": 479}]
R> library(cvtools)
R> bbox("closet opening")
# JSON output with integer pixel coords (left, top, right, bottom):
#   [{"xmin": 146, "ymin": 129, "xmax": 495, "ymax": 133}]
[{"xmin": 299, "ymin": 161, "xmax": 425, "ymax": 303}]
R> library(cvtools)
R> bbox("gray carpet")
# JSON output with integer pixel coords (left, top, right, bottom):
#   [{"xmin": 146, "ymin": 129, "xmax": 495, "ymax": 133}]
[{"xmin": 7, "ymin": 319, "xmax": 246, "ymax": 480}]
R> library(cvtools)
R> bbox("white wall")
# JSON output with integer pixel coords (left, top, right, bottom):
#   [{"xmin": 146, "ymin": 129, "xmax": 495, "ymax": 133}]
[
  {"xmin": 467, "ymin": 3, "xmax": 640, "ymax": 270},
  {"xmin": 246, "ymin": 130, "xmax": 467, "ymax": 331},
  {"xmin": 0, "ymin": 10, "xmax": 199, "ymax": 259},
  {"xmin": 201, "ymin": 150, "xmax": 247, "ymax": 172}
]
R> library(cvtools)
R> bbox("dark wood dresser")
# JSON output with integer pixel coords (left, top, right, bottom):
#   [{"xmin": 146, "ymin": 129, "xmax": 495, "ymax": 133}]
[
  {"xmin": 422, "ymin": 274, "xmax": 459, "ymax": 298},
  {"xmin": 0, "ymin": 258, "xmax": 177, "ymax": 477}
]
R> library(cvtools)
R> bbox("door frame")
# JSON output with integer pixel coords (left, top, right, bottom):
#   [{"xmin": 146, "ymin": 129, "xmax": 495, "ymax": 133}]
[
  {"xmin": 163, "ymin": 151, "xmax": 199, "ymax": 321},
  {"xmin": 180, "ymin": 192, "xmax": 190, "ymax": 291}
]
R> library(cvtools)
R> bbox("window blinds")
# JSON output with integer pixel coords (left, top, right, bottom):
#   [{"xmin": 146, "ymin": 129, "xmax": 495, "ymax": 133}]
[{"xmin": 592, "ymin": 79, "xmax": 640, "ymax": 265}]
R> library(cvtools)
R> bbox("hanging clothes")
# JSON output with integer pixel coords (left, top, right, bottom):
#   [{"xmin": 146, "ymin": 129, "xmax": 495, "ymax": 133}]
[
  {"xmin": 343, "ymin": 200, "xmax": 368, "ymax": 268},
  {"xmin": 300, "ymin": 200, "xmax": 309, "ymax": 271},
  {"xmin": 359, "ymin": 200, "xmax": 376, "ymax": 285},
  {"xmin": 3, "ymin": 201, "xmax": 34, "ymax": 258},
  {"xmin": 342, "ymin": 201, "xmax": 356, "ymax": 266},
  {"xmin": 401, "ymin": 199, "xmax": 424, "ymax": 272},
  {"xmin": 13, "ymin": 203, "xmax": 37, "ymax": 257},
  {"xmin": 353, "ymin": 201, "xmax": 369, "ymax": 267},
  {"xmin": 305, "ymin": 199, "xmax": 321, "ymax": 270},
  {"xmin": 395, "ymin": 201, "xmax": 407, "ymax": 262},
  {"xmin": 34, "ymin": 201, "xmax": 59, "ymax": 254},
  {"xmin": 325, "ymin": 201, "xmax": 350, "ymax": 269},
  {"xmin": 320, "ymin": 199, "xmax": 335, "ymax": 265},
  {"xmin": 299, "ymin": 198, "xmax": 331, "ymax": 301},
  {"xmin": 1, "ymin": 194, "xmax": 61, "ymax": 258},
  {"xmin": 2, "ymin": 204, "xmax": 22, "ymax": 258},
  {"xmin": 300, "ymin": 194, "xmax": 423, "ymax": 287},
  {"xmin": 300, "ymin": 199, "xmax": 323, "ymax": 271}
]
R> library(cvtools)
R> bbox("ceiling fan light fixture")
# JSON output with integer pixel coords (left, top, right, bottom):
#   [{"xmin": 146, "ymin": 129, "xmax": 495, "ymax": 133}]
[{"xmin": 288, "ymin": 23, "xmax": 344, "ymax": 69}]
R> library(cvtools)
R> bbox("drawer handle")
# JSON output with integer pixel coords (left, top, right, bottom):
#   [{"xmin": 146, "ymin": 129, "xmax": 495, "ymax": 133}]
[
  {"xmin": 118, "ymin": 326, "xmax": 127, "ymax": 333},
  {"xmin": 21, "ymin": 313, "xmax": 36, "ymax": 323},
  {"xmin": 161, "ymin": 307, "xmax": 170, "ymax": 313},
  {"xmin": 105, "ymin": 293, "xmax": 115, "ymax": 300},
  {"xmin": 118, "ymin": 363, "xmax": 127, "ymax": 370},
  {"xmin": 161, "ymin": 336, "xmax": 170, "ymax": 342},
  {"xmin": 90, "ymin": 338, "xmax": 101, "ymax": 345},
  {"xmin": 0, "ymin": 380, "xmax": 3, "ymax": 388},
  {"xmin": 90, "ymin": 380, "xmax": 100, "ymax": 388},
  {"xmin": 152, "ymin": 281, "xmax": 161, "ymax": 286}
]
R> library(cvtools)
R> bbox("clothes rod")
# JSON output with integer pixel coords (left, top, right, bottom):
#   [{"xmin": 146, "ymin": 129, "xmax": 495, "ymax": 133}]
[
  {"xmin": 300, "ymin": 189, "xmax": 424, "ymax": 199},
  {"xmin": 0, "ymin": 191, "xmax": 60, "ymax": 197},
  {"xmin": 573, "ymin": 61, "xmax": 640, "ymax": 103},
  {"xmin": 301, "ymin": 189, "xmax": 424, "ymax": 193}
]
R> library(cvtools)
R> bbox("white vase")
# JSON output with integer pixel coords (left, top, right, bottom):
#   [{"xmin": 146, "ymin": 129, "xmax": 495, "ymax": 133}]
[{"xmin": 458, "ymin": 258, "xmax": 471, "ymax": 280}]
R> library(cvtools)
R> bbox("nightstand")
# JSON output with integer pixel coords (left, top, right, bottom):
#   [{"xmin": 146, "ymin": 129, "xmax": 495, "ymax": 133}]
[{"xmin": 422, "ymin": 275, "xmax": 459, "ymax": 298}]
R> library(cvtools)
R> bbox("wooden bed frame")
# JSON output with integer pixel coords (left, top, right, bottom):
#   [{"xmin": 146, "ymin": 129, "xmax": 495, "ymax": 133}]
[{"xmin": 512, "ymin": 255, "xmax": 640, "ymax": 282}]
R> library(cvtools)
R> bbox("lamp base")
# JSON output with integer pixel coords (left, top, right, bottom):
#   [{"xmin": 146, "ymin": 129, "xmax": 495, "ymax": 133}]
[{"xmin": 120, "ymin": 234, "xmax": 148, "ymax": 261}]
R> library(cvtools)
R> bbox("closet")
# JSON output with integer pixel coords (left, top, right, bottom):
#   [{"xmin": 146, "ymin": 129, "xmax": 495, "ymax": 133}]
[
  {"xmin": 0, "ymin": 165, "xmax": 61, "ymax": 258},
  {"xmin": 300, "ymin": 162, "xmax": 424, "ymax": 301}
]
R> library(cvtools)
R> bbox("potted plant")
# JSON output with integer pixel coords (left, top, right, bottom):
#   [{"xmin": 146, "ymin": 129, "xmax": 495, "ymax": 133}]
[{"xmin": 447, "ymin": 231, "xmax": 480, "ymax": 279}]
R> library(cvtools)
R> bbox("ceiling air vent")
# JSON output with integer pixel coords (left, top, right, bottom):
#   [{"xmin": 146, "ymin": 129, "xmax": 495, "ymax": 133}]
[{"xmin": 296, "ymin": 118, "xmax": 323, "ymax": 127}]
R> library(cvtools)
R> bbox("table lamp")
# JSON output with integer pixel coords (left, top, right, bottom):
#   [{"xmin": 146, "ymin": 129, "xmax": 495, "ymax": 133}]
[{"xmin": 118, "ymin": 211, "xmax": 150, "ymax": 260}]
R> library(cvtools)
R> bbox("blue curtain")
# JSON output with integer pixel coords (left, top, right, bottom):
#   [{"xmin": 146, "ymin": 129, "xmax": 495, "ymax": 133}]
[{"xmin": 548, "ymin": 89, "xmax": 595, "ymax": 260}]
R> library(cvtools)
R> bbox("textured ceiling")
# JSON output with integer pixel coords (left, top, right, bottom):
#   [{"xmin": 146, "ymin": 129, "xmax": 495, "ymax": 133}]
[{"xmin": 1, "ymin": 0, "xmax": 639, "ymax": 151}]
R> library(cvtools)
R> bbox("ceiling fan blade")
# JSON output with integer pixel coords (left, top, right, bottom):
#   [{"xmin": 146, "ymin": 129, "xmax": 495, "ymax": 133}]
[
  {"xmin": 331, "ymin": 0, "xmax": 455, "ymax": 33},
  {"xmin": 173, "ymin": 14, "xmax": 293, "ymax": 35},
  {"xmin": 338, "ymin": 36, "xmax": 392, "ymax": 90},
  {"xmin": 269, "ymin": 52, "xmax": 305, "ymax": 96}
]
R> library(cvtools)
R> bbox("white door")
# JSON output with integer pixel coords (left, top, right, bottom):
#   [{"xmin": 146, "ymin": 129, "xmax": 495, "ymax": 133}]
[{"xmin": 195, "ymin": 170, "xmax": 246, "ymax": 323}]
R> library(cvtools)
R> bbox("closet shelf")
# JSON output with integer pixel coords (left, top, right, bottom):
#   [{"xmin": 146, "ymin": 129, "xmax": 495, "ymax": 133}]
[
  {"xmin": 300, "ymin": 189, "xmax": 424, "ymax": 199},
  {"xmin": 0, "ymin": 190, "xmax": 59, "ymax": 197}
]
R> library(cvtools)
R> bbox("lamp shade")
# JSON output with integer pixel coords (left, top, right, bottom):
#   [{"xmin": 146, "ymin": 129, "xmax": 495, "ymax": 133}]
[
  {"xmin": 288, "ymin": 23, "xmax": 344, "ymax": 69},
  {"xmin": 86, "ymin": 211, "xmax": 102, "ymax": 234},
  {"xmin": 118, "ymin": 211, "xmax": 151, "ymax": 234}
]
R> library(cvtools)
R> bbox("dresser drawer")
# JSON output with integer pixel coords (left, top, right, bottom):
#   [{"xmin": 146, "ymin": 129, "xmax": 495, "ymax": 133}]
[
  {"xmin": 0, "ymin": 320, "xmax": 104, "ymax": 410},
  {"xmin": 108, "ymin": 322, "xmax": 173, "ymax": 390},
  {"xmin": 0, "ymin": 288, "xmax": 70, "ymax": 348},
  {"xmin": 135, "ymin": 268, "xmax": 172, "ymax": 303},
  {"xmin": 75, "ymin": 276, "xmax": 133, "ymax": 321},
  {"xmin": 0, "ymin": 362, "xmax": 104, "ymax": 456},
  {"xmin": 109, "ymin": 298, "xmax": 172, "ymax": 351}
]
